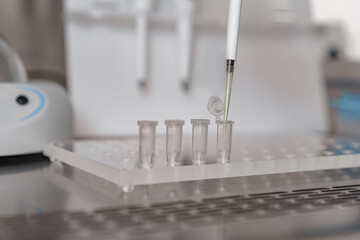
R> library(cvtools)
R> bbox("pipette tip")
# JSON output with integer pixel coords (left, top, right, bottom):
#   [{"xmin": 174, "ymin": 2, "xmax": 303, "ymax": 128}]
[
  {"xmin": 181, "ymin": 79, "xmax": 190, "ymax": 91},
  {"xmin": 138, "ymin": 78, "xmax": 147, "ymax": 89}
]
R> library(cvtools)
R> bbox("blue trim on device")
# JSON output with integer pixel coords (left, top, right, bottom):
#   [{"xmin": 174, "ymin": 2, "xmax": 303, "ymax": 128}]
[{"xmin": 17, "ymin": 86, "xmax": 45, "ymax": 121}]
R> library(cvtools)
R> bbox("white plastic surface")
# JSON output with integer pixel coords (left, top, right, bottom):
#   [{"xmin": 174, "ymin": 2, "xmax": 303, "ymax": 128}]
[{"xmin": 0, "ymin": 82, "xmax": 73, "ymax": 156}]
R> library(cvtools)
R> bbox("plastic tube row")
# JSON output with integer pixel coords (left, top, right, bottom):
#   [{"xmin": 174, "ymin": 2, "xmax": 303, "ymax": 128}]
[{"xmin": 137, "ymin": 119, "xmax": 234, "ymax": 168}]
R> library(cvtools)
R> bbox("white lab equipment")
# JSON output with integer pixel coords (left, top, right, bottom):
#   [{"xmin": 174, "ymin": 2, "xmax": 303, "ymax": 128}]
[
  {"xmin": 0, "ymin": 82, "xmax": 73, "ymax": 156},
  {"xmin": 176, "ymin": 0, "xmax": 195, "ymax": 90},
  {"xmin": 0, "ymin": 33, "xmax": 73, "ymax": 157},
  {"xmin": 0, "ymin": 35, "xmax": 28, "ymax": 83},
  {"xmin": 135, "ymin": 0, "xmax": 152, "ymax": 89}
]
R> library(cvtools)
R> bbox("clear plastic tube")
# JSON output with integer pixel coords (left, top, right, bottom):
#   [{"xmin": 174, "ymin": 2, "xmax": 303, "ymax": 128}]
[
  {"xmin": 138, "ymin": 120, "xmax": 158, "ymax": 168},
  {"xmin": 191, "ymin": 119, "xmax": 210, "ymax": 165},
  {"xmin": 165, "ymin": 120, "xmax": 185, "ymax": 167},
  {"xmin": 216, "ymin": 120, "xmax": 234, "ymax": 163}
]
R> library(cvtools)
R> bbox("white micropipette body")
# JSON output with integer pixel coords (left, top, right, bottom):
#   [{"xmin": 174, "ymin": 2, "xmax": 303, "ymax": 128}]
[
  {"xmin": 177, "ymin": 0, "xmax": 195, "ymax": 91},
  {"xmin": 226, "ymin": 0, "xmax": 242, "ymax": 61},
  {"xmin": 135, "ymin": 0, "xmax": 152, "ymax": 89},
  {"xmin": 224, "ymin": 0, "xmax": 242, "ymax": 123}
]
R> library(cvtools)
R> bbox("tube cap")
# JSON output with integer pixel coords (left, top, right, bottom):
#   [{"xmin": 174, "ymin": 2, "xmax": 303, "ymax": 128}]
[
  {"xmin": 165, "ymin": 120, "xmax": 185, "ymax": 126},
  {"xmin": 216, "ymin": 120, "xmax": 234, "ymax": 125},
  {"xmin": 137, "ymin": 120, "xmax": 158, "ymax": 126},
  {"xmin": 191, "ymin": 119, "xmax": 210, "ymax": 125}
]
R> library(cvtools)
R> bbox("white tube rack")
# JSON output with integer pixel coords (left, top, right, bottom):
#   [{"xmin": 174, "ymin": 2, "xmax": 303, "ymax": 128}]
[{"xmin": 44, "ymin": 134, "xmax": 360, "ymax": 189}]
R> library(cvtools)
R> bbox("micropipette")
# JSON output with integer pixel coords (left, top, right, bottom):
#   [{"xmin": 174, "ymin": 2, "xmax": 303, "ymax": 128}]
[
  {"xmin": 135, "ymin": 0, "xmax": 152, "ymax": 90},
  {"xmin": 224, "ymin": 0, "xmax": 242, "ymax": 122},
  {"xmin": 177, "ymin": 0, "xmax": 195, "ymax": 91}
]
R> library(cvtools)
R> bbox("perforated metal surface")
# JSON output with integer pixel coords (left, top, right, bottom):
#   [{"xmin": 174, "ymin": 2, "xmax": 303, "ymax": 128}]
[{"xmin": 4, "ymin": 168, "xmax": 360, "ymax": 240}]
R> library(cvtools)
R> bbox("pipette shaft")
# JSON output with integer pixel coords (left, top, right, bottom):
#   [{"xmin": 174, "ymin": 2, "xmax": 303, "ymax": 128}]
[{"xmin": 224, "ymin": 0, "xmax": 242, "ymax": 122}]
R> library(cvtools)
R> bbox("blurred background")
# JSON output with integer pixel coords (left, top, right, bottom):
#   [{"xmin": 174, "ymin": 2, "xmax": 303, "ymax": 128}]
[{"xmin": 1, "ymin": 0, "xmax": 360, "ymax": 138}]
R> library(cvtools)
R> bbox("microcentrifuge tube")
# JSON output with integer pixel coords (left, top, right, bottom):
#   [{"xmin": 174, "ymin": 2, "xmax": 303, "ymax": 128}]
[
  {"xmin": 138, "ymin": 120, "xmax": 158, "ymax": 168},
  {"xmin": 191, "ymin": 119, "xmax": 210, "ymax": 165},
  {"xmin": 216, "ymin": 120, "xmax": 234, "ymax": 163},
  {"xmin": 165, "ymin": 120, "xmax": 185, "ymax": 167}
]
